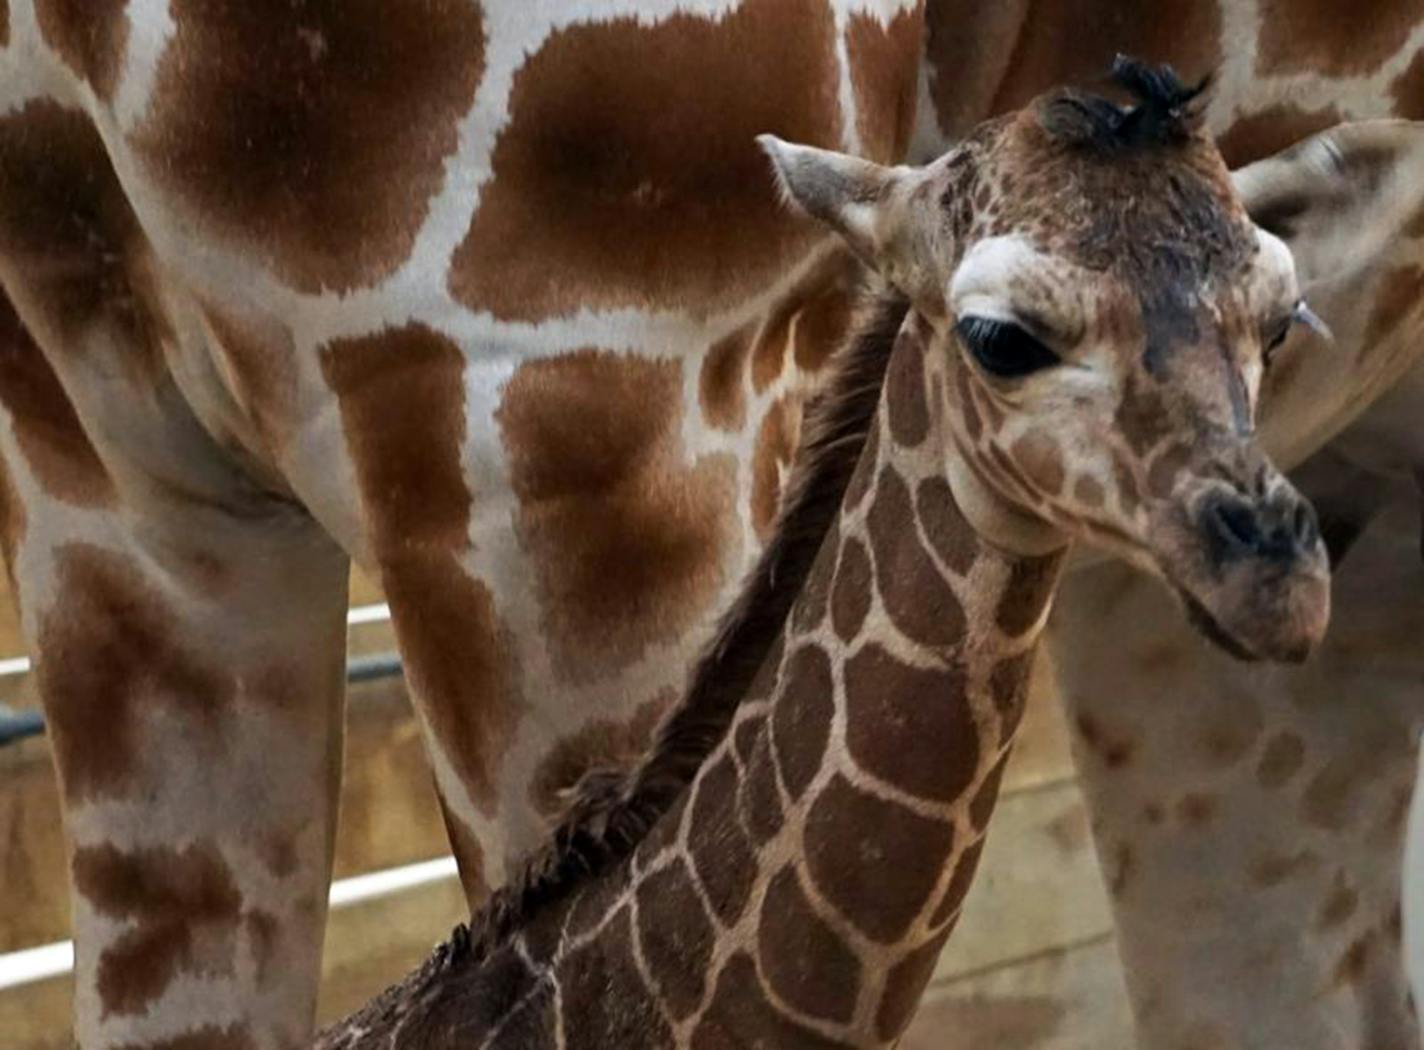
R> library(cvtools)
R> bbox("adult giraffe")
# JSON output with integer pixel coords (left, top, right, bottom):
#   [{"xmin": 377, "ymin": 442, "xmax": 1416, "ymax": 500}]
[{"xmin": 0, "ymin": 2, "xmax": 1418, "ymax": 1049}]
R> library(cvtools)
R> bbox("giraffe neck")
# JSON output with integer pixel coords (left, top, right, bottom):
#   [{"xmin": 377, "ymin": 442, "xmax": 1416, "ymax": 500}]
[{"xmin": 601, "ymin": 308, "xmax": 1066, "ymax": 1046}]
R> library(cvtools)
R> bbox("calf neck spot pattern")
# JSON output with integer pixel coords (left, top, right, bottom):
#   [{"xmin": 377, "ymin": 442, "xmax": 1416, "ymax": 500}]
[
  {"xmin": 498, "ymin": 349, "xmax": 737, "ymax": 683},
  {"xmin": 805, "ymin": 773, "xmax": 955, "ymax": 943},
  {"xmin": 132, "ymin": 0, "xmax": 486, "ymax": 293},
  {"xmin": 758, "ymin": 866, "xmax": 861, "ymax": 1023},
  {"xmin": 72, "ymin": 842, "xmax": 242, "ymax": 1017},
  {"xmin": 449, "ymin": 0, "xmax": 841, "ymax": 320},
  {"xmin": 36, "ymin": 0, "xmax": 129, "ymax": 100}
]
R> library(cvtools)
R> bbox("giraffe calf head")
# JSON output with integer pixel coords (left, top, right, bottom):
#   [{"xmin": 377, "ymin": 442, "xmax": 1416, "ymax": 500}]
[{"xmin": 762, "ymin": 57, "xmax": 1330, "ymax": 663}]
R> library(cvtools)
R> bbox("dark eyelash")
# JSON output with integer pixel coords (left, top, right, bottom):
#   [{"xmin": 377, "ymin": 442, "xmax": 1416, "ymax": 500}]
[{"xmin": 954, "ymin": 316, "xmax": 1061, "ymax": 378}]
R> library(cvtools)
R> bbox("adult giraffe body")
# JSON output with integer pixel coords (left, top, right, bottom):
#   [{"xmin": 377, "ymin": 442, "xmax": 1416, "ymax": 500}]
[{"xmin": 0, "ymin": 3, "xmax": 1419, "ymax": 1050}]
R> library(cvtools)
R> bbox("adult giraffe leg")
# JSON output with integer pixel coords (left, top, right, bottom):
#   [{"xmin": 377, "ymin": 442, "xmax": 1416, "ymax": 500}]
[
  {"xmin": 0, "ymin": 299, "xmax": 350, "ymax": 1050},
  {"xmin": 1049, "ymin": 449, "xmax": 1423, "ymax": 1050}
]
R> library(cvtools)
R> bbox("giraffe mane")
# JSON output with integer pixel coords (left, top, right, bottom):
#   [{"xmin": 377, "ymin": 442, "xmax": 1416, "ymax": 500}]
[{"xmin": 447, "ymin": 276, "xmax": 912, "ymax": 966}]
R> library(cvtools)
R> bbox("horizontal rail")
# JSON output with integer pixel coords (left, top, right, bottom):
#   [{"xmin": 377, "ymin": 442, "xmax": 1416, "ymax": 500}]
[{"xmin": 0, "ymin": 605, "xmax": 401, "ymax": 747}]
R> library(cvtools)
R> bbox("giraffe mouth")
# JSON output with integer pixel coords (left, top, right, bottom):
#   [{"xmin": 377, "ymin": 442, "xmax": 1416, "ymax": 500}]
[{"xmin": 1173, "ymin": 586, "xmax": 1262, "ymax": 663}]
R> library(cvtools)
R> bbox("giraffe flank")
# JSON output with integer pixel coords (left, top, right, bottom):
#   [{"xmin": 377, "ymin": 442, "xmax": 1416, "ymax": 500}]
[
  {"xmin": 316, "ymin": 63, "xmax": 1330, "ymax": 1048},
  {"xmin": 1, "ymin": 1, "xmax": 1423, "ymax": 1048}
]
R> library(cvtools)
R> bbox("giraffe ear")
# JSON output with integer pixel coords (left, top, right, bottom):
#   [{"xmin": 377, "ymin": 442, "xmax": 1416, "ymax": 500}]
[
  {"xmin": 1232, "ymin": 120, "xmax": 1424, "ymax": 287},
  {"xmin": 758, "ymin": 135, "xmax": 905, "ymax": 266}
]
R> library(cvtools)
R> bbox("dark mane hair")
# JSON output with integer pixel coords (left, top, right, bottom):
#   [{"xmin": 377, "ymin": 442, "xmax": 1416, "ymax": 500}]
[
  {"xmin": 449, "ymin": 275, "xmax": 911, "ymax": 966},
  {"xmin": 1041, "ymin": 54, "xmax": 1211, "ymax": 151}
]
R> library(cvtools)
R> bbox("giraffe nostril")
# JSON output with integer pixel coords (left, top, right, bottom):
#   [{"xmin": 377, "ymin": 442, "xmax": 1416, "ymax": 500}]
[
  {"xmin": 1291, "ymin": 501, "xmax": 1319, "ymax": 550},
  {"xmin": 1206, "ymin": 498, "xmax": 1262, "ymax": 552}
]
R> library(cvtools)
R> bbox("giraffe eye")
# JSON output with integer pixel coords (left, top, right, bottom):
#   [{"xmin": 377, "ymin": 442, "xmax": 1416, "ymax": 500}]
[
  {"xmin": 955, "ymin": 317, "xmax": 1061, "ymax": 378},
  {"xmin": 1263, "ymin": 316, "xmax": 1292, "ymax": 366}
]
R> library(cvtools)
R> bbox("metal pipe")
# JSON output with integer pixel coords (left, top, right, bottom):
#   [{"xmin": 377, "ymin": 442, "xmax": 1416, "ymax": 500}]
[{"xmin": 0, "ymin": 652, "xmax": 405, "ymax": 747}]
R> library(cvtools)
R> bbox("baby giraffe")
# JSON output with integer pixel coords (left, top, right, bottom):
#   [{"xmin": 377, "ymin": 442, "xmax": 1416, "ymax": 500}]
[{"xmin": 319, "ymin": 60, "xmax": 1328, "ymax": 1049}]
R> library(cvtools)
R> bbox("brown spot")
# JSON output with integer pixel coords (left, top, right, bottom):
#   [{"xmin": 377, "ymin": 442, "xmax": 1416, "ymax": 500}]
[
  {"xmin": 1365, "ymin": 265, "xmax": 1424, "ymax": 347},
  {"xmin": 1317, "ymin": 872, "xmax": 1359, "ymax": 930},
  {"xmin": 988, "ymin": 652, "xmax": 1034, "ymax": 742},
  {"xmin": 1194, "ymin": 711, "xmax": 1263, "ymax": 771},
  {"xmin": 700, "ymin": 324, "xmax": 752, "ymax": 432},
  {"xmin": 688, "ymin": 755, "xmax": 757, "ymax": 924},
  {"xmin": 759, "ymin": 866, "xmax": 861, "ymax": 1024},
  {"xmin": 1250, "ymin": 849, "xmax": 1318, "ymax": 888},
  {"xmin": 438, "ymin": 803, "xmax": 491, "ymax": 907},
  {"xmin": 1143, "ymin": 802, "xmax": 1165, "ymax": 826},
  {"xmin": 39, "ymin": 544, "xmax": 229, "ymax": 803},
  {"xmin": 805, "ymin": 773, "xmax": 955, "ymax": 944},
  {"xmin": 1073, "ymin": 474, "xmax": 1105, "ymax": 509},
  {"xmin": 0, "ymin": 2, "xmax": 8, "ymax": 46},
  {"xmin": 885, "ymin": 327, "xmax": 930, "ymax": 447},
  {"xmin": 867, "ymin": 467, "xmax": 967, "ymax": 648},
  {"xmin": 0, "ymin": 100, "xmax": 164, "ymax": 376},
  {"xmin": 113, "ymin": 1027, "xmax": 255, "ymax": 1050},
  {"xmin": 1256, "ymin": 731, "xmax": 1306, "ymax": 788},
  {"xmin": 0, "ymin": 294, "xmax": 113, "ymax": 506},
  {"xmin": 876, "ymin": 929, "xmax": 949, "ymax": 1041},
  {"xmin": 242, "ymin": 910, "xmax": 279, "ymax": 987},
  {"xmin": 916, "ymin": 476, "xmax": 978, "ymax": 575},
  {"xmin": 385, "ymin": 559, "xmax": 516, "ymax": 814},
  {"xmin": 931, "ymin": 838, "xmax": 985, "ymax": 928},
  {"xmin": 1176, "ymin": 792, "xmax": 1217, "ymax": 828},
  {"xmin": 530, "ymin": 693, "xmax": 671, "ymax": 817},
  {"xmin": 498, "ymin": 349, "xmax": 738, "ymax": 681},
  {"xmin": 72, "ymin": 842, "xmax": 243, "ymax": 1017},
  {"xmin": 1215, "ymin": 103, "xmax": 1345, "ymax": 170},
  {"xmin": 1303, "ymin": 752, "xmax": 1371, "ymax": 830},
  {"xmin": 255, "ymin": 835, "xmax": 298, "ymax": 880},
  {"xmin": 36, "ymin": 0, "xmax": 129, "ymax": 99},
  {"xmin": 845, "ymin": 642, "xmax": 976, "ymax": 803},
  {"xmin": 1074, "ymin": 713, "xmax": 1135, "ymax": 770},
  {"xmin": 771, "ymin": 645, "xmax": 834, "ymax": 801},
  {"xmin": 752, "ymin": 248, "xmax": 861, "ymax": 389},
  {"xmin": 1107, "ymin": 841, "xmax": 1135, "ymax": 898},
  {"xmin": 738, "ymin": 732, "xmax": 786, "ymax": 845},
  {"xmin": 995, "ymin": 555, "xmax": 1061, "ymax": 637},
  {"xmin": 969, "ymin": 753, "xmax": 1010, "ymax": 831},
  {"xmin": 449, "ymin": 0, "xmax": 841, "ymax": 321},
  {"xmin": 321, "ymin": 323, "xmax": 469, "ymax": 553},
  {"xmin": 1391, "ymin": 47, "xmax": 1424, "ymax": 119},
  {"xmin": 926, "ymin": 0, "xmax": 1222, "ymax": 139},
  {"xmin": 847, "ymin": 4, "xmax": 925, "ymax": 163},
  {"xmin": 560, "ymin": 908, "xmax": 671, "ymax": 1045},
  {"xmin": 751, "ymin": 395, "xmax": 801, "ymax": 540},
  {"xmin": 1333, "ymin": 934, "xmax": 1373, "ymax": 987},
  {"xmin": 845, "ymin": 421, "xmax": 880, "ymax": 512},
  {"xmin": 692, "ymin": 952, "xmax": 848, "ymax": 1050},
  {"xmin": 790, "ymin": 519, "xmax": 839, "ymax": 636},
  {"xmin": 830, "ymin": 536, "xmax": 873, "ymax": 641},
  {"xmin": 132, "ymin": 0, "xmax": 486, "ymax": 292},
  {"xmin": 564, "ymin": 862, "xmax": 632, "ymax": 943},
  {"xmin": 1010, "ymin": 429, "xmax": 1065, "ymax": 495},
  {"xmin": 1258, "ymin": 0, "xmax": 1419, "ymax": 78},
  {"xmin": 635, "ymin": 859, "xmax": 714, "ymax": 1021}
]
